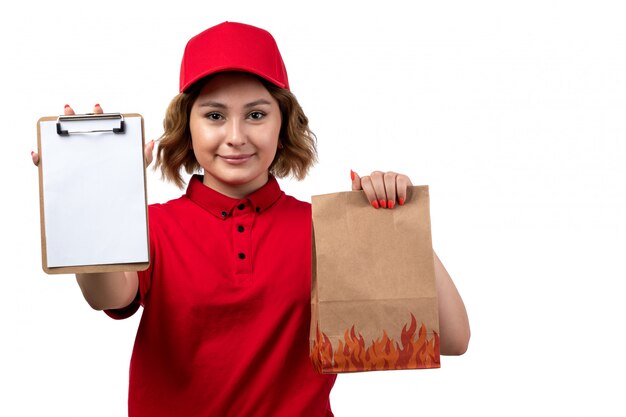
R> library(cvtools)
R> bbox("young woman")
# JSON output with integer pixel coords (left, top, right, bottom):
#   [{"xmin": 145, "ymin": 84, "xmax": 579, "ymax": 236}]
[{"xmin": 33, "ymin": 21, "xmax": 469, "ymax": 417}]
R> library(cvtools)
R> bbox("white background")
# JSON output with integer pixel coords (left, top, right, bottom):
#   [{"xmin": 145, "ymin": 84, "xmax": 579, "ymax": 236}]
[{"xmin": 2, "ymin": 0, "xmax": 625, "ymax": 415}]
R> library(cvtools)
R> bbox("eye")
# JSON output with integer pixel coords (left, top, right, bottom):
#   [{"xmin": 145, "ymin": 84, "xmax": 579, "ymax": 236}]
[
  {"xmin": 205, "ymin": 112, "xmax": 223, "ymax": 121},
  {"xmin": 248, "ymin": 111, "xmax": 266, "ymax": 120}
]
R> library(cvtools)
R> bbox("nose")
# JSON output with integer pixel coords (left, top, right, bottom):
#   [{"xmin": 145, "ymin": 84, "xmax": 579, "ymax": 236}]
[{"xmin": 226, "ymin": 119, "xmax": 246, "ymax": 147}]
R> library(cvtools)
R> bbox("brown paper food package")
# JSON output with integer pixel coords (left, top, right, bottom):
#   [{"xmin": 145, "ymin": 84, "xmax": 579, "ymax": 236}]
[{"xmin": 310, "ymin": 186, "xmax": 440, "ymax": 373}]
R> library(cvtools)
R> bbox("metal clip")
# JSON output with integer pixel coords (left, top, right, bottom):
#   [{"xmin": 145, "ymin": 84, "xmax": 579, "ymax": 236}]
[{"xmin": 56, "ymin": 113, "xmax": 125, "ymax": 136}]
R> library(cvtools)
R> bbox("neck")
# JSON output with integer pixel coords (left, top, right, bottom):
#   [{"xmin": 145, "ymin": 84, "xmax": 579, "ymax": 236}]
[{"xmin": 201, "ymin": 172, "xmax": 269, "ymax": 199}]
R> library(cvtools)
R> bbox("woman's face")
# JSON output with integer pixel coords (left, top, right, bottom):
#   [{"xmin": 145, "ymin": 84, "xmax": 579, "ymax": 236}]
[{"xmin": 189, "ymin": 72, "xmax": 282, "ymax": 198}]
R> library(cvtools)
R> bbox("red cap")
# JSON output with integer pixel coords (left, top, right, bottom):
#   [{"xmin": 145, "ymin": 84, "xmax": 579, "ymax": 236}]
[{"xmin": 179, "ymin": 21, "xmax": 289, "ymax": 93}]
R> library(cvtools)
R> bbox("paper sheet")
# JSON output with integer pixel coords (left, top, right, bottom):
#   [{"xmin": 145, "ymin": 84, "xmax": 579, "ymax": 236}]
[{"xmin": 39, "ymin": 116, "xmax": 148, "ymax": 268}]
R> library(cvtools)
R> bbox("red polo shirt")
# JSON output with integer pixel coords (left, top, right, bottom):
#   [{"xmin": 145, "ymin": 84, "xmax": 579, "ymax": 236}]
[{"xmin": 106, "ymin": 175, "xmax": 336, "ymax": 417}]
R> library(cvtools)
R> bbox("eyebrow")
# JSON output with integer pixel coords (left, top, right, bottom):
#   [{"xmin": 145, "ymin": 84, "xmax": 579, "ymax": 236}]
[{"xmin": 198, "ymin": 99, "xmax": 273, "ymax": 109}]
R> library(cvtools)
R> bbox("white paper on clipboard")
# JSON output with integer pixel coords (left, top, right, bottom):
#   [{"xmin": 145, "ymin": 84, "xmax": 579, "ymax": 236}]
[{"xmin": 37, "ymin": 113, "xmax": 149, "ymax": 271}]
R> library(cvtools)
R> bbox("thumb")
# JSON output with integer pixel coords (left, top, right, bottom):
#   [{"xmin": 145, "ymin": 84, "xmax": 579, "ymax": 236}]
[
  {"xmin": 350, "ymin": 169, "xmax": 362, "ymax": 190},
  {"xmin": 144, "ymin": 140, "xmax": 155, "ymax": 167}
]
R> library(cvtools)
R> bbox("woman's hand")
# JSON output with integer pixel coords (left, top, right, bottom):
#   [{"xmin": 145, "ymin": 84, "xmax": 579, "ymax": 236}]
[
  {"xmin": 350, "ymin": 170, "xmax": 413, "ymax": 209},
  {"xmin": 31, "ymin": 104, "xmax": 155, "ymax": 167}
]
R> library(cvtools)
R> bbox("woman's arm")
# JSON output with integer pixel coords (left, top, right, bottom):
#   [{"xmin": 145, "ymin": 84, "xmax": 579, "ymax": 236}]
[
  {"xmin": 33, "ymin": 104, "xmax": 153, "ymax": 312},
  {"xmin": 75, "ymin": 272, "xmax": 139, "ymax": 311},
  {"xmin": 434, "ymin": 252, "xmax": 470, "ymax": 355},
  {"xmin": 351, "ymin": 170, "xmax": 471, "ymax": 355}
]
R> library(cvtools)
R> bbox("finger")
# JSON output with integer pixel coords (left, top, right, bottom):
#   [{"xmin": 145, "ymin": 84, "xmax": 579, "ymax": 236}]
[
  {"xmin": 369, "ymin": 171, "xmax": 388, "ymax": 208},
  {"xmin": 350, "ymin": 169, "xmax": 362, "ymax": 190},
  {"xmin": 93, "ymin": 104, "xmax": 103, "ymax": 114},
  {"xmin": 144, "ymin": 140, "xmax": 155, "ymax": 167},
  {"xmin": 31, "ymin": 151, "xmax": 39, "ymax": 166},
  {"xmin": 359, "ymin": 175, "xmax": 379, "ymax": 208},
  {"xmin": 383, "ymin": 172, "xmax": 397, "ymax": 209},
  {"xmin": 63, "ymin": 104, "xmax": 75, "ymax": 116},
  {"xmin": 396, "ymin": 174, "xmax": 413, "ymax": 206}
]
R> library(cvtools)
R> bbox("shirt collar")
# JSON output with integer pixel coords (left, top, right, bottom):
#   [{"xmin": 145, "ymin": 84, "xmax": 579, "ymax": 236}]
[{"xmin": 186, "ymin": 174, "xmax": 284, "ymax": 219}]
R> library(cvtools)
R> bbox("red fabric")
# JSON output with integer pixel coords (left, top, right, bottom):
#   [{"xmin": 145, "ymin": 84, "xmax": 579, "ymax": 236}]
[
  {"xmin": 180, "ymin": 21, "xmax": 289, "ymax": 92},
  {"xmin": 106, "ymin": 175, "xmax": 335, "ymax": 417}
]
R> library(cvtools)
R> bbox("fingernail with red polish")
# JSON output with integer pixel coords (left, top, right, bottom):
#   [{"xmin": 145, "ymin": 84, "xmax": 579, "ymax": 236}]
[
  {"xmin": 64, "ymin": 104, "xmax": 70, "ymax": 109},
  {"xmin": 372, "ymin": 200, "xmax": 379, "ymax": 209},
  {"xmin": 31, "ymin": 151, "xmax": 34, "ymax": 156},
  {"xmin": 350, "ymin": 170, "xmax": 355, "ymax": 181},
  {"xmin": 388, "ymin": 200, "xmax": 395, "ymax": 209},
  {"xmin": 380, "ymin": 199, "xmax": 387, "ymax": 209},
  {"xmin": 399, "ymin": 198, "xmax": 405, "ymax": 206},
  {"xmin": 95, "ymin": 103, "xmax": 101, "ymax": 108}
]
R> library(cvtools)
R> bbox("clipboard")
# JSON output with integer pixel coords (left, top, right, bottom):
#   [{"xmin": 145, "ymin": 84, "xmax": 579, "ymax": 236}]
[{"xmin": 37, "ymin": 113, "xmax": 150, "ymax": 274}]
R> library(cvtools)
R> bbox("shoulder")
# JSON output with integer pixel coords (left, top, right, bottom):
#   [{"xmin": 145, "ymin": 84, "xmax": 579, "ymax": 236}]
[
  {"xmin": 279, "ymin": 193, "xmax": 311, "ymax": 214},
  {"xmin": 149, "ymin": 193, "xmax": 197, "ymax": 212},
  {"xmin": 269, "ymin": 193, "xmax": 311, "ymax": 233},
  {"xmin": 147, "ymin": 194, "xmax": 198, "ymax": 227}
]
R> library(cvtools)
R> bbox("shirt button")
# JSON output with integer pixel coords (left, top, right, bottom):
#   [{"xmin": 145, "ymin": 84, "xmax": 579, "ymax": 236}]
[
  {"xmin": 221, "ymin": 211, "xmax": 228, "ymax": 218},
  {"xmin": 256, "ymin": 207, "xmax": 261, "ymax": 213},
  {"xmin": 238, "ymin": 204, "xmax": 245, "ymax": 210},
  {"xmin": 238, "ymin": 252, "xmax": 246, "ymax": 260},
  {"xmin": 237, "ymin": 225, "xmax": 245, "ymax": 233}
]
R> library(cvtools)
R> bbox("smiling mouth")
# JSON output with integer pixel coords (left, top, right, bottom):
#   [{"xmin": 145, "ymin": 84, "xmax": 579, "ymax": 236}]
[{"xmin": 219, "ymin": 154, "xmax": 254, "ymax": 165}]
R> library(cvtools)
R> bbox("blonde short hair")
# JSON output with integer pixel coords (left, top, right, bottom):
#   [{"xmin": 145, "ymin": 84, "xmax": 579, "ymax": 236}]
[{"xmin": 155, "ymin": 74, "xmax": 317, "ymax": 188}]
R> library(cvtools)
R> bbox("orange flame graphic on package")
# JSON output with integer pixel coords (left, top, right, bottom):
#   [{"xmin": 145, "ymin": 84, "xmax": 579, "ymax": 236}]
[{"xmin": 311, "ymin": 314, "xmax": 440, "ymax": 373}]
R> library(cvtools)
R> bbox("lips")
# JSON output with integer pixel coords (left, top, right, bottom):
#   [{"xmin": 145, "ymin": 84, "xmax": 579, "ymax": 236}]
[{"xmin": 219, "ymin": 153, "xmax": 254, "ymax": 165}]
